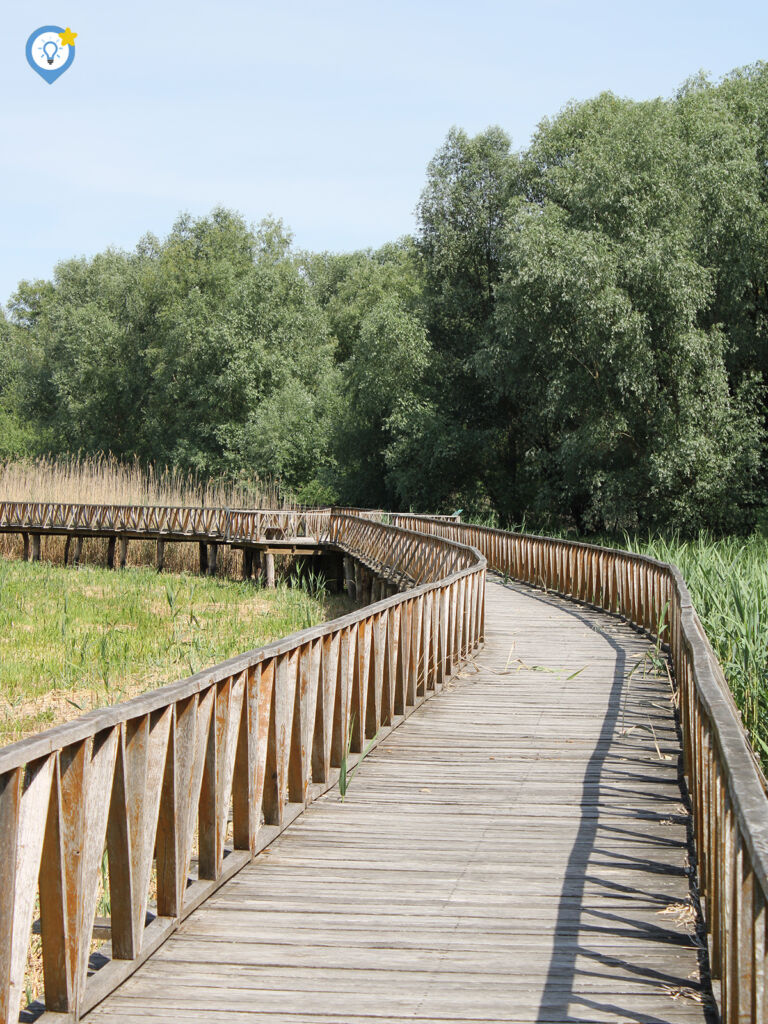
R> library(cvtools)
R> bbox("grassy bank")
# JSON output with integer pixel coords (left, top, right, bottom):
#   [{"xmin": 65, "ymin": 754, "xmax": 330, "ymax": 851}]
[{"xmin": 0, "ymin": 559, "xmax": 348, "ymax": 745}]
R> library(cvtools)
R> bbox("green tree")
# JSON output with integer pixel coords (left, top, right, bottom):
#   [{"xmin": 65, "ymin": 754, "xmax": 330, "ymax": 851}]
[
  {"xmin": 401, "ymin": 126, "xmax": 522, "ymax": 514},
  {"xmin": 487, "ymin": 86, "xmax": 765, "ymax": 532},
  {"xmin": 333, "ymin": 295, "xmax": 430, "ymax": 506}
]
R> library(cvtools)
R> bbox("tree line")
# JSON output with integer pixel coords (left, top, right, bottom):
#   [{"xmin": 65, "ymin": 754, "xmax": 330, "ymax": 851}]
[{"xmin": 3, "ymin": 63, "xmax": 768, "ymax": 534}]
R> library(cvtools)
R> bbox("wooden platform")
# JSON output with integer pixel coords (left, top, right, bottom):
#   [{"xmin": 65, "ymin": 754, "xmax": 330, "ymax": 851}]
[{"xmin": 85, "ymin": 578, "xmax": 714, "ymax": 1024}]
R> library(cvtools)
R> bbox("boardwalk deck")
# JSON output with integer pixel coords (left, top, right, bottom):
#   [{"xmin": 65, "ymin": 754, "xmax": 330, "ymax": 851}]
[{"xmin": 85, "ymin": 578, "xmax": 713, "ymax": 1024}]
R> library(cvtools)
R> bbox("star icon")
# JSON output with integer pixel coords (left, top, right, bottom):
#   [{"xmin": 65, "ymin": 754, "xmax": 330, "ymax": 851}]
[{"xmin": 58, "ymin": 27, "xmax": 77, "ymax": 47}]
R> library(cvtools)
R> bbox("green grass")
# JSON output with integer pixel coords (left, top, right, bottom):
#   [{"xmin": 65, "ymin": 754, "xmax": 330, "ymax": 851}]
[
  {"xmin": 620, "ymin": 533, "xmax": 768, "ymax": 772},
  {"xmin": 0, "ymin": 559, "xmax": 349, "ymax": 745}
]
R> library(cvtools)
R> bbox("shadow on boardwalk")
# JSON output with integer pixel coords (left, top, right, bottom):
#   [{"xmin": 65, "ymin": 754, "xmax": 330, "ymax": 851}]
[{"xmin": 511, "ymin": 583, "xmax": 718, "ymax": 1024}]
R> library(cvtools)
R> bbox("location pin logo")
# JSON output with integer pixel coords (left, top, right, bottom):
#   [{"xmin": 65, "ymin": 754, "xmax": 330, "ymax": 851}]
[{"xmin": 26, "ymin": 26, "xmax": 77, "ymax": 84}]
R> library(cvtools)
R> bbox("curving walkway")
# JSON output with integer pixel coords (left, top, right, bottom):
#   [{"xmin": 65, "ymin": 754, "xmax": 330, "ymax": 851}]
[{"xmin": 85, "ymin": 577, "xmax": 713, "ymax": 1024}]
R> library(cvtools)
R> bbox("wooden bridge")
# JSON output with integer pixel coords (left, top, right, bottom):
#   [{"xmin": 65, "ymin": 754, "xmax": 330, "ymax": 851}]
[{"xmin": 0, "ymin": 507, "xmax": 766, "ymax": 1024}]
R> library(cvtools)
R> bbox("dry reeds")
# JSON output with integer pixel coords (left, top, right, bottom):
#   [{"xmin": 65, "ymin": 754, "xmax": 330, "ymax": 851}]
[
  {"xmin": 0, "ymin": 454, "xmax": 294, "ymax": 576},
  {"xmin": 0, "ymin": 453, "xmax": 289, "ymax": 507}
]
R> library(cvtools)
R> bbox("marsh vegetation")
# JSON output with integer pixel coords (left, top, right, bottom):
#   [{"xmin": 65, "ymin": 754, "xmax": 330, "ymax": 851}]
[{"xmin": 0, "ymin": 559, "xmax": 346, "ymax": 745}]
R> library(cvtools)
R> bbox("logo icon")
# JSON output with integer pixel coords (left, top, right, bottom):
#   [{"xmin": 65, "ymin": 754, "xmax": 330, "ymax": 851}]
[{"xmin": 26, "ymin": 26, "xmax": 77, "ymax": 84}]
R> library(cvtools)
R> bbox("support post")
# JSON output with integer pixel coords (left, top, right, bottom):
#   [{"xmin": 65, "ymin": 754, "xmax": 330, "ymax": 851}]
[
  {"xmin": 30, "ymin": 534, "xmax": 41, "ymax": 562},
  {"xmin": 107, "ymin": 536, "xmax": 116, "ymax": 569},
  {"xmin": 242, "ymin": 548, "xmax": 253, "ymax": 580},
  {"xmin": 156, "ymin": 539, "xmax": 165, "ymax": 572},
  {"xmin": 265, "ymin": 551, "xmax": 275, "ymax": 588},
  {"xmin": 207, "ymin": 543, "xmax": 218, "ymax": 577},
  {"xmin": 73, "ymin": 537, "xmax": 83, "ymax": 566},
  {"xmin": 343, "ymin": 556, "xmax": 357, "ymax": 601},
  {"xmin": 119, "ymin": 536, "xmax": 129, "ymax": 569},
  {"xmin": 328, "ymin": 552, "xmax": 345, "ymax": 593},
  {"xmin": 21, "ymin": 532, "xmax": 29, "ymax": 561},
  {"xmin": 63, "ymin": 535, "xmax": 71, "ymax": 566},
  {"xmin": 199, "ymin": 541, "xmax": 208, "ymax": 575}
]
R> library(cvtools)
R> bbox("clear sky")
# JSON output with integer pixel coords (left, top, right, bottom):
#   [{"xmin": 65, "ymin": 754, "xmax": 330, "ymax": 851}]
[{"xmin": 2, "ymin": 0, "xmax": 768, "ymax": 304}]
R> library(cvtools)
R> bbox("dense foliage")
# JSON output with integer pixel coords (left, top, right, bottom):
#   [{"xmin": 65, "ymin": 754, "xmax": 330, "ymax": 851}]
[{"xmin": 4, "ymin": 63, "xmax": 768, "ymax": 531}]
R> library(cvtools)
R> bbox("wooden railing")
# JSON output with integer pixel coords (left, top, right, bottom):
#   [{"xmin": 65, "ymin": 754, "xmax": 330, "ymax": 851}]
[
  {"xmin": 0, "ymin": 501, "xmax": 331, "ymax": 541},
  {"xmin": 0, "ymin": 512, "xmax": 485, "ymax": 1024},
  {"xmin": 2, "ymin": 500, "xmax": 766, "ymax": 1023},
  {"xmin": 388, "ymin": 514, "xmax": 768, "ymax": 1024}
]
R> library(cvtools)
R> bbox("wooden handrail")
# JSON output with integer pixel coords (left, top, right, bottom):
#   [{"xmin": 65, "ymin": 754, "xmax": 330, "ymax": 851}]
[
  {"xmin": 388, "ymin": 513, "xmax": 768, "ymax": 1024},
  {"xmin": 0, "ymin": 501, "xmax": 332, "ymax": 542},
  {"xmin": 2, "ymin": 499, "xmax": 766, "ymax": 1023},
  {"xmin": 0, "ymin": 509, "xmax": 485, "ymax": 1023}
]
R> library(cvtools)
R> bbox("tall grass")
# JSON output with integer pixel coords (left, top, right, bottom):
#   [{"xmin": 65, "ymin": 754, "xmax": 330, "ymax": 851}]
[
  {"xmin": 0, "ymin": 453, "xmax": 289, "ymax": 507},
  {"xmin": 0, "ymin": 560, "xmax": 349, "ymax": 745},
  {"xmin": 623, "ymin": 533, "xmax": 768, "ymax": 771},
  {"xmin": 0, "ymin": 454, "xmax": 295, "ymax": 575}
]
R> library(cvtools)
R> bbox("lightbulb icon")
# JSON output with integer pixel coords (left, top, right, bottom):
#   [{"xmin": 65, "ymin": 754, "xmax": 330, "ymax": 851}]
[{"xmin": 26, "ymin": 25, "xmax": 76, "ymax": 84}]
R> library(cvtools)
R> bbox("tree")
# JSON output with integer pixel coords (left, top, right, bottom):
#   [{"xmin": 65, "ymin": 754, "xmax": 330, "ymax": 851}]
[
  {"xmin": 332, "ymin": 296, "xmax": 430, "ymax": 506},
  {"xmin": 486, "ymin": 87, "xmax": 765, "ymax": 532},
  {"xmin": 405, "ymin": 126, "xmax": 523, "ymax": 515}
]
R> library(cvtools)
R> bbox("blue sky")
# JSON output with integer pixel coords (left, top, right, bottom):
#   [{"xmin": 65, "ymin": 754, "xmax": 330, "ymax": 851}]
[{"xmin": 2, "ymin": 0, "xmax": 768, "ymax": 303}]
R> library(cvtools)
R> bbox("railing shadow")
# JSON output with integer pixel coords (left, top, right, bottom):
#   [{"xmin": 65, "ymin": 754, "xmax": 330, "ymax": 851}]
[{"xmin": 496, "ymin": 580, "xmax": 718, "ymax": 1024}]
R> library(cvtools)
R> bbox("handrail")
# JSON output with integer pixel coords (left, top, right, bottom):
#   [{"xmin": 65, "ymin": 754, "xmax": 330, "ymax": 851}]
[
  {"xmin": 388, "ymin": 513, "xmax": 768, "ymax": 1024},
  {"xmin": 0, "ymin": 501, "xmax": 333, "ymax": 541},
  {"xmin": 2, "ymin": 499, "xmax": 766, "ymax": 1022},
  {"xmin": 0, "ymin": 509, "xmax": 485, "ymax": 1023}
]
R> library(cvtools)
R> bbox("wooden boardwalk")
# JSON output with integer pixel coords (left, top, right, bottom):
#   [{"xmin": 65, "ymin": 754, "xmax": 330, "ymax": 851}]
[{"xmin": 86, "ymin": 578, "xmax": 713, "ymax": 1024}]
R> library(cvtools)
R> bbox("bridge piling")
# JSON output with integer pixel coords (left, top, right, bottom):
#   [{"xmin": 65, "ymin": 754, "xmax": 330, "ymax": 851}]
[
  {"xmin": 207, "ymin": 543, "xmax": 219, "ymax": 577},
  {"xmin": 63, "ymin": 535, "xmax": 71, "ymax": 565},
  {"xmin": 30, "ymin": 533, "xmax": 40, "ymax": 562},
  {"xmin": 21, "ymin": 531, "xmax": 29, "ymax": 561},
  {"xmin": 119, "ymin": 537, "xmax": 129, "ymax": 569},
  {"xmin": 264, "ymin": 551, "xmax": 275, "ymax": 588},
  {"xmin": 106, "ymin": 536, "xmax": 116, "ymax": 569},
  {"xmin": 73, "ymin": 536, "xmax": 83, "ymax": 566},
  {"xmin": 343, "ymin": 556, "xmax": 356, "ymax": 600},
  {"xmin": 156, "ymin": 539, "xmax": 165, "ymax": 572},
  {"xmin": 198, "ymin": 541, "xmax": 208, "ymax": 575},
  {"xmin": 242, "ymin": 548, "xmax": 253, "ymax": 580}
]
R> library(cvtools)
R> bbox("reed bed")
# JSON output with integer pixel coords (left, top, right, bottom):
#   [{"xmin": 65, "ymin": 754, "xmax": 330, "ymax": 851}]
[
  {"xmin": 0, "ymin": 454, "xmax": 294, "ymax": 574},
  {"xmin": 623, "ymin": 533, "xmax": 768, "ymax": 773}
]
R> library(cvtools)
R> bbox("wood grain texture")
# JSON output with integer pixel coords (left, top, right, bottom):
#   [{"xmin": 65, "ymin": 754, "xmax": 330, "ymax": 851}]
[{"xmin": 85, "ymin": 579, "xmax": 713, "ymax": 1024}]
